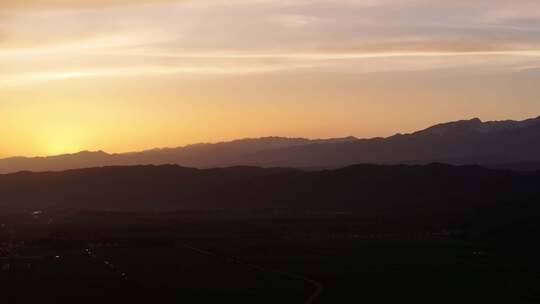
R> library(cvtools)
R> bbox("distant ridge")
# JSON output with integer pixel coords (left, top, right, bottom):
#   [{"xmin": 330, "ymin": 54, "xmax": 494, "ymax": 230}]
[
  {"xmin": 0, "ymin": 163, "xmax": 539, "ymax": 217},
  {"xmin": 0, "ymin": 136, "xmax": 358, "ymax": 173},
  {"xmin": 1, "ymin": 115, "xmax": 540, "ymax": 173}
]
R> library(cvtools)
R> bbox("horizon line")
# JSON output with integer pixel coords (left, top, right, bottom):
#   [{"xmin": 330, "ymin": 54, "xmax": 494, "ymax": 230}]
[{"xmin": 2, "ymin": 114, "xmax": 539, "ymax": 160}]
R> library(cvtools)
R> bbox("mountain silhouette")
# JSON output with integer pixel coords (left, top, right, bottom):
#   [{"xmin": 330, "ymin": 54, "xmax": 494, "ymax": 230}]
[
  {"xmin": 0, "ymin": 137, "xmax": 357, "ymax": 173},
  {"xmin": 243, "ymin": 116, "xmax": 540, "ymax": 168},
  {"xmin": 1, "ymin": 116, "xmax": 540, "ymax": 173},
  {"xmin": 2, "ymin": 164, "xmax": 540, "ymax": 240}
]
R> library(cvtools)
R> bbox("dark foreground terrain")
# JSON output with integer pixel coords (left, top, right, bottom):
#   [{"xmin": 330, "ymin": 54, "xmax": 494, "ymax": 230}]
[
  {"xmin": 1, "ymin": 164, "xmax": 540, "ymax": 303},
  {"xmin": 2, "ymin": 211, "xmax": 540, "ymax": 304}
]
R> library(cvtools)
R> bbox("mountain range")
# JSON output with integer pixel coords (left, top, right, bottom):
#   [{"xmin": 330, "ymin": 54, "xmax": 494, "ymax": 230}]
[{"xmin": 1, "ymin": 115, "xmax": 540, "ymax": 174}]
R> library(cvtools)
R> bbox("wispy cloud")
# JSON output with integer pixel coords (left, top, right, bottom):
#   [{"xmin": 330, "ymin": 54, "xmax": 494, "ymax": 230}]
[
  {"xmin": 0, "ymin": 0, "xmax": 179, "ymax": 11},
  {"xmin": 2, "ymin": 0, "xmax": 540, "ymax": 86}
]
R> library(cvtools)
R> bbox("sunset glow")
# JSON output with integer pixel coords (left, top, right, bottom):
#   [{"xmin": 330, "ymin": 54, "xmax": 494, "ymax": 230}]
[{"xmin": 2, "ymin": 0, "xmax": 540, "ymax": 157}]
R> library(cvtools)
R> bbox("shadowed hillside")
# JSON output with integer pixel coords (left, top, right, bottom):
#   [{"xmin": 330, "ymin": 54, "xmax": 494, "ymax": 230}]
[
  {"xmin": 3, "ymin": 164, "xmax": 540, "ymax": 303},
  {"xmin": 1, "ymin": 163, "xmax": 540, "ymax": 240}
]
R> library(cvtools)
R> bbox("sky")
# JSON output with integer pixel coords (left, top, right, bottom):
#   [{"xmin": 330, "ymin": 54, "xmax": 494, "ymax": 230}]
[{"xmin": 1, "ymin": 0, "xmax": 540, "ymax": 157}]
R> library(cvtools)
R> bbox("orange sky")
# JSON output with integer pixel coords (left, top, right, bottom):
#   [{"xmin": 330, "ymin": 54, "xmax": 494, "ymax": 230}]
[{"xmin": 1, "ymin": 0, "xmax": 540, "ymax": 157}]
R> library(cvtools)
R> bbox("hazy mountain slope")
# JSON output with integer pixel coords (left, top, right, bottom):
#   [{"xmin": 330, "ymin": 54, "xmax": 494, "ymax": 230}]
[
  {"xmin": 242, "ymin": 116, "xmax": 540, "ymax": 167},
  {"xmin": 1, "ymin": 115, "xmax": 539, "ymax": 173},
  {"xmin": 0, "ymin": 151, "xmax": 113, "ymax": 174},
  {"xmin": 114, "ymin": 136, "xmax": 357, "ymax": 168},
  {"xmin": 0, "ymin": 137, "xmax": 357, "ymax": 174}
]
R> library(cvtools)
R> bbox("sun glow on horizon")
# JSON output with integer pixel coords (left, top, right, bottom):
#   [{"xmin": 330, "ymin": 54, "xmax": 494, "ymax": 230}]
[
  {"xmin": 37, "ymin": 126, "xmax": 88, "ymax": 156},
  {"xmin": 45, "ymin": 142, "xmax": 83, "ymax": 156},
  {"xmin": 1, "ymin": 0, "xmax": 540, "ymax": 157}
]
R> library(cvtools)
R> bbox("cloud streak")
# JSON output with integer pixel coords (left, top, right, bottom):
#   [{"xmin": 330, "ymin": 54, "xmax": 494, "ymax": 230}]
[
  {"xmin": 0, "ymin": 0, "xmax": 181, "ymax": 11},
  {"xmin": 3, "ymin": 49, "xmax": 539, "ymax": 88},
  {"xmin": 2, "ymin": 0, "xmax": 540, "ymax": 86}
]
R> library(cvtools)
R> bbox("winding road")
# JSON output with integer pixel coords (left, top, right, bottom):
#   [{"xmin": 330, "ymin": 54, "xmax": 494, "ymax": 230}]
[{"xmin": 181, "ymin": 244, "xmax": 324, "ymax": 304}]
